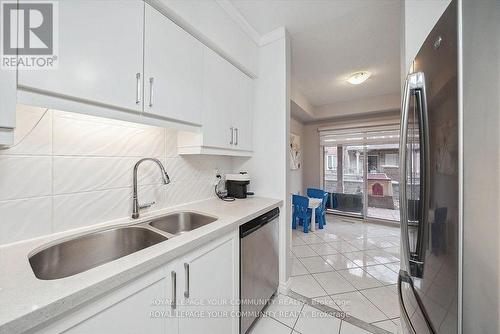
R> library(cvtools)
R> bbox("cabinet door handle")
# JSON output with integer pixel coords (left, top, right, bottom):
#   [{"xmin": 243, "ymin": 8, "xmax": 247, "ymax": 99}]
[
  {"xmin": 171, "ymin": 271, "xmax": 177, "ymax": 309},
  {"xmin": 184, "ymin": 263, "xmax": 190, "ymax": 298},
  {"xmin": 235, "ymin": 128, "xmax": 238, "ymax": 146},
  {"xmin": 230, "ymin": 127, "xmax": 234, "ymax": 145},
  {"xmin": 135, "ymin": 73, "xmax": 141, "ymax": 104},
  {"xmin": 148, "ymin": 77, "xmax": 154, "ymax": 107}
]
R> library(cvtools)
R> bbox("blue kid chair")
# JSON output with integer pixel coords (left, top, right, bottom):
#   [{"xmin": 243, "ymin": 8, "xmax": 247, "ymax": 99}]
[
  {"xmin": 306, "ymin": 188, "xmax": 328, "ymax": 229},
  {"xmin": 292, "ymin": 194, "xmax": 311, "ymax": 233}
]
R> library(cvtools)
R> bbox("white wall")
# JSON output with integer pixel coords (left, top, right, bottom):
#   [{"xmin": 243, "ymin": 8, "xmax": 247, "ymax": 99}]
[
  {"xmin": 462, "ymin": 1, "xmax": 500, "ymax": 332},
  {"xmin": 290, "ymin": 90, "xmax": 399, "ymax": 122},
  {"xmin": 233, "ymin": 29, "xmax": 290, "ymax": 285},
  {"xmin": 290, "ymin": 116, "xmax": 304, "ymax": 195},
  {"xmin": 0, "ymin": 106, "xmax": 232, "ymax": 245},
  {"xmin": 156, "ymin": 0, "xmax": 259, "ymax": 76},
  {"xmin": 290, "ymin": 85, "xmax": 315, "ymax": 119},
  {"xmin": 302, "ymin": 123, "xmax": 321, "ymax": 192},
  {"xmin": 314, "ymin": 93, "xmax": 400, "ymax": 119}
]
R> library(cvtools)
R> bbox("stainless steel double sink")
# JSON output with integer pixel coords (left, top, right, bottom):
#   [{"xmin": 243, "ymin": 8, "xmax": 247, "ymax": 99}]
[{"xmin": 29, "ymin": 212, "xmax": 218, "ymax": 280}]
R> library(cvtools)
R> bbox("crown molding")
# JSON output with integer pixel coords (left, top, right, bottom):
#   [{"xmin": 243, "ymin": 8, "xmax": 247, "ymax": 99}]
[
  {"xmin": 215, "ymin": 0, "xmax": 262, "ymax": 46},
  {"xmin": 216, "ymin": 0, "xmax": 287, "ymax": 47},
  {"xmin": 259, "ymin": 27, "xmax": 286, "ymax": 46}
]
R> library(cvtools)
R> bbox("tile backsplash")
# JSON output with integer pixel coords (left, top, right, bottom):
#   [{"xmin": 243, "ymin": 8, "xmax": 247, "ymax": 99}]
[{"xmin": 0, "ymin": 105, "xmax": 233, "ymax": 245}]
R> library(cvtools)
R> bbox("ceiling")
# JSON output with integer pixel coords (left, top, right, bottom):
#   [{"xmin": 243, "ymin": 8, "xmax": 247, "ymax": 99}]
[{"xmin": 230, "ymin": 0, "xmax": 401, "ymax": 108}]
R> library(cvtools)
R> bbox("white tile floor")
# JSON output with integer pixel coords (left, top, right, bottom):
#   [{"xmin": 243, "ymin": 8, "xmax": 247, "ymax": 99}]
[
  {"xmin": 248, "ymin": 292, "xmax": 397, "ymax": 334},
  {"xmin": 249, "ymin": 294, "xmax": 344, "ymax": 334},
  {"xmin": 286, "ymin": 215, "xmax": 403, "ymax": 333}
]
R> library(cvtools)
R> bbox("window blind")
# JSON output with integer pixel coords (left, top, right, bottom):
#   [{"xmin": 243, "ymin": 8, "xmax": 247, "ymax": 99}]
[{"xmin": 319, "ymin": 123, "xmax": 401, "ymax": 146}]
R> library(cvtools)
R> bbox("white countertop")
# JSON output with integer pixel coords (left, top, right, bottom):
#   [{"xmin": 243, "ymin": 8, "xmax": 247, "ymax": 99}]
[{"xmin": 0, "ymin": 196, "xmax": 282, "ymax": 333}]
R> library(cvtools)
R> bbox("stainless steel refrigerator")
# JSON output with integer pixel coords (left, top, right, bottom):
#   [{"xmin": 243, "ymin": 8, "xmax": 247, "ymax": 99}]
[{"xmin": 398, "ymin": 1, "xmax": 459, "ymax": 333}]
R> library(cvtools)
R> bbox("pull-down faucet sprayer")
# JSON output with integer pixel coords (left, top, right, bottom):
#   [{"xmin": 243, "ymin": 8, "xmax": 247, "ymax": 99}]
[{"xmin": 132, "ymin": 158, "xmax": 170, "ymax": 219}]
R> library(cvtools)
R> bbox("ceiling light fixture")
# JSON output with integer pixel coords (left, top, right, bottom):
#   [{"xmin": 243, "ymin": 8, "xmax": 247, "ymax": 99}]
[{"xmin": 346, "ymin": 71, "xmax": 371, "ymax": 85}]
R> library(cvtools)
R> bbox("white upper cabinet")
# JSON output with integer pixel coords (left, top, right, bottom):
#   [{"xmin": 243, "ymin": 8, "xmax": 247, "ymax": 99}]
[
  {"xmin": 201, "ymin": 48, "xmax": 234, "ymax": 150},
  {"xmin": 13, "ymin": 0, "xmax": 253, "ymax": 151},
  {"xmin": 0, "ymin": 68, "xmax": 15, "ymax": 146},
  {"xmin": 18, "ymin": 0, "xmax": 144, "ymax": 112},
  {"xmin": 144, "ymin": 4, "xmax": 203, "ymax": 125},
  {"xmin": 231, "ymin": 70, "xmax": 253, "ymax": 152},
  {"xmin": 203, "ymin": 48, "xmax": 253, "ymax": 152},
  {"xmin": 177, "ymin": 47, "xmax": 253, "ymax": 156}
]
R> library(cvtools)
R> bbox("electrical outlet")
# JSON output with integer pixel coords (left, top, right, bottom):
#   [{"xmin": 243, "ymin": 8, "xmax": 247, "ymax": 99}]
[{"xmin": 213, "ymin": 168, "xmax": 221, "ymax": 185}]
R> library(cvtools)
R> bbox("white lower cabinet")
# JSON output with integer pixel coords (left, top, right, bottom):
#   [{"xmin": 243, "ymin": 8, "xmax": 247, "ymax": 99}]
[
  {"xmin": 177, "ymin": 231, "xmax": 239, "ymax": 334},
  {"xmin": 36, "ymin": 264, "xmax": 176, "ymax": 334},
  {"xmin": 37, "ymin": 231, "xmax": 238, "ymax": 334}
]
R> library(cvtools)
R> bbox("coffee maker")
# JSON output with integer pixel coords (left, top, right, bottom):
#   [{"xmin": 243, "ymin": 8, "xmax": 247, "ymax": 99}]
[{"xmin": 225, "ymin": 172, "xmax": 254, "ymax": 199}]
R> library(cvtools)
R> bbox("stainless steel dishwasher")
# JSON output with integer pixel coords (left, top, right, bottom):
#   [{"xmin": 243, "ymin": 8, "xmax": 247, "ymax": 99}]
[{"xmin": 240, "ymin": 208, "xmax": 279, "ymax": 334}]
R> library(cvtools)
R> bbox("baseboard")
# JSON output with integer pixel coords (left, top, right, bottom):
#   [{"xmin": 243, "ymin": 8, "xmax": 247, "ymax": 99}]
[
  {"xmin": 363, "ymin": 217, "xmax": 400, "ymax": 227},
  {"xmin": 278, "ymin": 279, "xmax": 290, "ymax": 295}
]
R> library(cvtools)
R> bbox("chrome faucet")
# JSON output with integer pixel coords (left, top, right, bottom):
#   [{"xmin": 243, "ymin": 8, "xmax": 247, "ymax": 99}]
[{"xmin": 132, "ymin": 158, "xmax": 170, "ymax": 219}]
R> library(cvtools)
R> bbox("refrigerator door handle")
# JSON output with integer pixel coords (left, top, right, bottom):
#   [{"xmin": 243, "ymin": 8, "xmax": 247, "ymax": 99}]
[
  {"xmin": 412, "ymin": 83, "xmax": 430, "ymax": 278},
  {"xmin": 399, "ymin": 74, "xmax": 412, "ymax": 275},
  {"xmin": 399, "ymin": 72, "xmax": 429, "ymax": 278},
  {"xmin": 399, "ymin": 72, "xmax": 436, "ymax": 334}
]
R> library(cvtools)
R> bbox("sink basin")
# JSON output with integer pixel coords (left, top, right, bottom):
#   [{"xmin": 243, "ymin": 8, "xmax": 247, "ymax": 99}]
[
  {"xmin": 29, "ymin": 227, "xmax": 167, "ymax": 280},
  {"xmin": 149, "ymin": 212, "xmax": 218, "ymax": 235}
]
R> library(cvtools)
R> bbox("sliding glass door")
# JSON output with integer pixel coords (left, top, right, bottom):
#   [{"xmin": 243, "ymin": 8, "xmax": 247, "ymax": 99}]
[
  {"xmin": 365, "ymin": 143, "xmax": 400, "ymax": 221},
  {"xmin": 321, "ymin": 127, "xmax": 401, "ymax": 222},
  {"xmin": 323, "ymin": 145, "xmax": 364, "ymax": 216}
]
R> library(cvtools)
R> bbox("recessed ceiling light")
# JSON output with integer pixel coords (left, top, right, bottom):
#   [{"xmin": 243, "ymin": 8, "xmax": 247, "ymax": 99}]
[{"xmin": 346, "ymin": 71, "xmax": 371, "ymax": 85}]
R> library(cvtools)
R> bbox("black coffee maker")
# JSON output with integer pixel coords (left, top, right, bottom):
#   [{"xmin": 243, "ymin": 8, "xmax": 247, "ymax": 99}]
[{"xmin": 226, "ymin": 172, "xmax": 254, "ymax": 199}]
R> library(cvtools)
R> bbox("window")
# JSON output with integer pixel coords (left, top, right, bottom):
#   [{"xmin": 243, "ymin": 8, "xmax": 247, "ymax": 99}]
[
  {"xmin": 385, "ymin": 153, "xmax": 398, "ymax": 166},
  {"xmin": 320, "ymin": 125, "xmax": 401, "ymax": 221},
  {"xmin": 368, "ymin": 155, "xmax": 378, "ymax": 172},
  {"xmin": 325, "ymin": 154, "xmax": 337, "ymax": 171}
]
